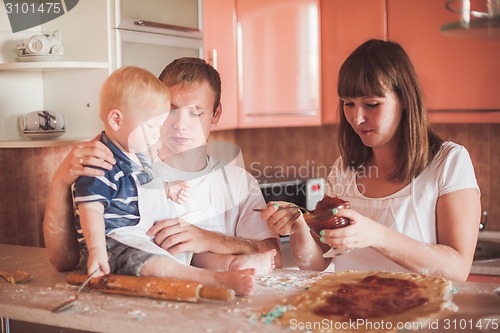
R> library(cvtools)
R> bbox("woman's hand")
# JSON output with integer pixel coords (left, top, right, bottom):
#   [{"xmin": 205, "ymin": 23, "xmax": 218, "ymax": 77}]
[
  {"xmin": 260, "ymin": 201, "xmax": 305, "ymax": 236},
  {"xmin": 53, "ymin": 134, "xmax": 115, "ymax": 187},
  {"xmin": 261, "ymin": 201, "xmax": 331, "ymax": 271},
  {"xmin": 319, "ymin": 208, "xmax": 385, "ymax": 250}
]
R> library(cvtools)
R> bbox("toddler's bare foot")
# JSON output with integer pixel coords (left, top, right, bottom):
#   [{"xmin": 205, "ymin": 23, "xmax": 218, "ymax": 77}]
[
  {"xmin": 217, "ymin": 268, "xmax": 255, "ymax": 296},
  {"xmin": 229, "ymin": 249, "xmax": 277, "ymax": 276}
]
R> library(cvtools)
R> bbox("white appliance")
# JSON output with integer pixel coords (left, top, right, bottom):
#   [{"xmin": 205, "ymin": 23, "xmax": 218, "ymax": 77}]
[
  {"xmin": 111, "ymin": 0, "xmax": 204, "ymax": 74},
  {"xmin": 259, "ymin": 177, "xmax": 326, "ymax": 211}
]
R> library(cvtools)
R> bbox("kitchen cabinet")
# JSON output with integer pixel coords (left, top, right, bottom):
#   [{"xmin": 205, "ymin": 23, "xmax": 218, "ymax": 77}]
[
  {"xmin": 0, "ymin": 0, "xmax": 110, "ymax": 143},
  {"xmin": 203, "ymin": 0, "xmax": 238, "ymax": 131},
  {"xmin": 236, "ymin": 0, "xmax": 321, "ymax": 128},
  {"xmin": 116, "ymin": 0, "xmax": 201, "ymax": 31},
  {"xmin": 387, "ymin": 0, "xmax": 500, "ymax": 121},
  {"xmin": 111, "ymin": 0, "xmax": 204, "ymax": 75},
  {"xmin": 321, "ymin": 0, "xmax": 387, "ymax": 124},
  {"xmin": 322, "ymin": 0, "xmax": 500, "ymax": 124}
]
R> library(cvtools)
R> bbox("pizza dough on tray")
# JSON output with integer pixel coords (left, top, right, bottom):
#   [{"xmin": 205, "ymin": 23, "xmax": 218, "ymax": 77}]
[{"xmin": 260, "ymin": 270, "xmax": 453, "ymax": 333}]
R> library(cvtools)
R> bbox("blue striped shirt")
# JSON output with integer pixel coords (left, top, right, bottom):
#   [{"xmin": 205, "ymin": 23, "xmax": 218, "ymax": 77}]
[{"xmin": 73, "ymin": 132, "xmax": 153, "ymax": 239}]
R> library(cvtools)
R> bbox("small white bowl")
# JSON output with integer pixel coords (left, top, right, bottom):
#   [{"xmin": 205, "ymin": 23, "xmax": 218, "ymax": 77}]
[{"xmin": 19, "ymin": 111, "xmax": 66, "ymax": 131}]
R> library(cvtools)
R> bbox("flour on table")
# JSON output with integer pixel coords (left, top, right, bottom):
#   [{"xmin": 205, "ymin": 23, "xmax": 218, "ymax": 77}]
[{"xmin": 257, "ymin": 273, "xmax": 323, "ymax": 289}]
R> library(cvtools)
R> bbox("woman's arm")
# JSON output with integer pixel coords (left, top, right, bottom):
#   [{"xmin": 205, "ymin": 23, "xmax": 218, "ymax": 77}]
[
  {"xmin": 288, "ymin": 216, "xmax": 332, "ymax": 271},
  {"xmin": 260, "ymin": 202, "xmax": 331, "ymax": 271},
  {"xmin": 43, "ymin": 136, "xmax": 115, "ymax": 271},
  {"xmin": 323, "ymin": 188, "xmax": 481, "ymax": 280}
]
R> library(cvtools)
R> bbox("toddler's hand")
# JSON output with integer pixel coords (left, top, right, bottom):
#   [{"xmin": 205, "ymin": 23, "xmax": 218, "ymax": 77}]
[
  {"xmin": 87, "ymin": 249, "xmax": 110, "ymax": 277},
  {"xmin": 165, "ymin": 181, "xmax": 190, "ymax": 204}
]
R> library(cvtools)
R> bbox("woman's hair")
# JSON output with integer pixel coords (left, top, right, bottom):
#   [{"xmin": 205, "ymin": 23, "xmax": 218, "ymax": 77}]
[
  {"xmin": 158, "ymin": 57, "xmax": 221, "ymax": 114},
  {"xmin": 99, "ymin": 66, "xmax": 170, "ymax": 120},
  {"xmin": 337, "ymin": 39, "xmax": 443, "ymax": 182}
]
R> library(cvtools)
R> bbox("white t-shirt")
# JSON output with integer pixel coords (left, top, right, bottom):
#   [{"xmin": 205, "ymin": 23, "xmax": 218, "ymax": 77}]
[
  {"xmin": 108, "ymin": 144, "xmax": 278, "ymax": 265},
  {"xmin": 326, "ymin": 141, "xmax": 479, "ymax": 272},
  {"xmin": 151, "ymin": 155, "xmax": 277, "ymax": 242}
]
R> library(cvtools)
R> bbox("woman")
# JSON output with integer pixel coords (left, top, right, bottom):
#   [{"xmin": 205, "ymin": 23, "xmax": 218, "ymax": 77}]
[{"xmin": 261, "ymin": 39, "xmax": 481, "ymax": 281}]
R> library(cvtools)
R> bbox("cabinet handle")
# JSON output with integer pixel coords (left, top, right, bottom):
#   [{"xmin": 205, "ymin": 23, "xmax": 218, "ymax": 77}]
[
  {"xmin": 134, "ymin": 19, "xmax": 200, "ymax": 33},
  {"xmin": 209, "ymin": 49, "xmax": 218, "ymax": 70}
]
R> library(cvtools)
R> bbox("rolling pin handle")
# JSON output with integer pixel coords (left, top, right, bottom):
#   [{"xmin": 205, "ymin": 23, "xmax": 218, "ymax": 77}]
[{"xmin": 199, "ymin": 286, "xmax": 235, "ymax": 301}]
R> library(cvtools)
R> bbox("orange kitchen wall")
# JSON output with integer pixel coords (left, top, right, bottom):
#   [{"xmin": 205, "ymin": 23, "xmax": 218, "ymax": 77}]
[
  {"xmin": 0, "ymin": 123, "xmax": 498, "ymax": 247},
  {"xmin": 388, "ymin": 0, "xmax": 500, "ymax": 111},
  {"xmin": 321, "ymin": 0, "xmax": 387, "ymax": 124}
]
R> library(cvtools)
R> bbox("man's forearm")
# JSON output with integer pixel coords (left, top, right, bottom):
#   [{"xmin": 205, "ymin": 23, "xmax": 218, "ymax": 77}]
[{"xmin": 43, "ymin": 181, "xmax": 80, "ymax": 271}]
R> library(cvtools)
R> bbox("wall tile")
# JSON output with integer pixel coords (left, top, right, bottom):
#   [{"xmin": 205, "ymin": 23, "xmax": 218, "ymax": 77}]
[
  {"xmin": 0, "ymin": 208, "xmax": 17, "ymax": 240},
  {"xmin": 0, "ymin": 149, "xmax": 15, "ymax": 176},
  {"xmin": 236, "ymin": 128, "xmax": 274, "ymax": 177},
  {"xmin": 12, "ymin": 148, "xmax": 35, "ymax": 178},
  {"xmin": 0, "ymin": 122, "xmax": 498, "ymax": 247},
  {"xmin": 16, "ymin": 202, "xmax": 41, "ymax": 246},
  {"xmin": 0, "ymin": 173, "xmax": 17, "ymax": 209},
  {"xmin": 34, "ymin": 147, "xmax": 55, "ymax": 178},
  {"xmin": 15, "ymin": 175, "xmax": 37, "ymax": 204}
]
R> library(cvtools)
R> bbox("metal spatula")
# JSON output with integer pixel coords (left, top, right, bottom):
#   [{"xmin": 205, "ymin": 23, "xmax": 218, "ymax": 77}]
[{"xmin": 52, "ymin": 268, "xmax": 99, "ymax": 313}]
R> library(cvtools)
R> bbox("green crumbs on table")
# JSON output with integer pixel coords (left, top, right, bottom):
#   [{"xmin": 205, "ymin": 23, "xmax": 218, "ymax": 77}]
[{"xmin": 258, "ymin": 305, "xmax": 295, "ymax": 324}]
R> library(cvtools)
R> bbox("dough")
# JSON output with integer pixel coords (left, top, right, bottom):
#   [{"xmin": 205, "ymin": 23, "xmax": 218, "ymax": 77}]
[{"xmin": 265, "ymin": 271, "xmax": 453, "ymax": 333}]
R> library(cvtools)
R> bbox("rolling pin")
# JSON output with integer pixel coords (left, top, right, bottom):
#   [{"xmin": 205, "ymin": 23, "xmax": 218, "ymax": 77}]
[{"xmin": 67, "ymin": 273, "xmax": 235, "ymax": 302}]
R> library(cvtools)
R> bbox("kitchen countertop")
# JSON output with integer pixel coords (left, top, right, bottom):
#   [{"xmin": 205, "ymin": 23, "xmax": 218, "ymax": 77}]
[
  {"xmin": 1, "ymin": 244, "xmax": 500, "ymax": 333},
  {"xmin": 470, "ymin": 231, "xmax": 500, "ymax": 276}
]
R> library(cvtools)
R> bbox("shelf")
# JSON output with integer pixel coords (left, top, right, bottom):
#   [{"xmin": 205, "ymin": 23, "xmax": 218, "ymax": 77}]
[
  {"xmin": 0, "ymin": 61, "xmax": 108, "ymax": 71},
  {"xmin": 0, "ymin": 137, "xmax": 91, "ymax": 148}
]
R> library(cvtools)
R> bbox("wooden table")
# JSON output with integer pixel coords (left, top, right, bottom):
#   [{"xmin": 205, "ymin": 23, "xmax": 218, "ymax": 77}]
[{"xmin": 1, "ymin": 244, "xmax": 499, "ymax": 333}]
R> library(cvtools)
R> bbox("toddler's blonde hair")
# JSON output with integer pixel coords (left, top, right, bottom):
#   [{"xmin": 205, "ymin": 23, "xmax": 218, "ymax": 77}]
[{"xmin": 99, "ymin": 66, "xmax": 170, "ymax": 121}]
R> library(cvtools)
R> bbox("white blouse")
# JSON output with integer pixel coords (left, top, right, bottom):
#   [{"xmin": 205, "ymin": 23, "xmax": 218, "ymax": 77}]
[{"xmin": 326, "ymin": 141, "xmax": 480, "ymax": 272}]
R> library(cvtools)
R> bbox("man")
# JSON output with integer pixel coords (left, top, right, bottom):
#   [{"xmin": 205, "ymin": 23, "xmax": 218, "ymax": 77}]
[{"xmin": 43, "ymin": 57, "xmax": 282, "ymax": 272}]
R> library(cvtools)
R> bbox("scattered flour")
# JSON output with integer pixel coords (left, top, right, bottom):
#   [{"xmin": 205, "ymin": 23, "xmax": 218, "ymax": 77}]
[
  {"xmin": 257, "ymin": 273, "xmax": 322, "ymax": 289},
  {"xmin": 127, "ymin": 309, "xmax": 146, "ymax": 319}
]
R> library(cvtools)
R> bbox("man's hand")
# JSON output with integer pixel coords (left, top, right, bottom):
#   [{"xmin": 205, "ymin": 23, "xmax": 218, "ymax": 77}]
[
  {"xmin": 54, "ymin": 134, "xmax": 115, "ymax": 186},
  {"xmin": 146, "ymin": 218, "xmax": 282, "ymax": 263},
  {"xmin": 146, "ymin": 218, "xmax": 218, "ymax": 255}
]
